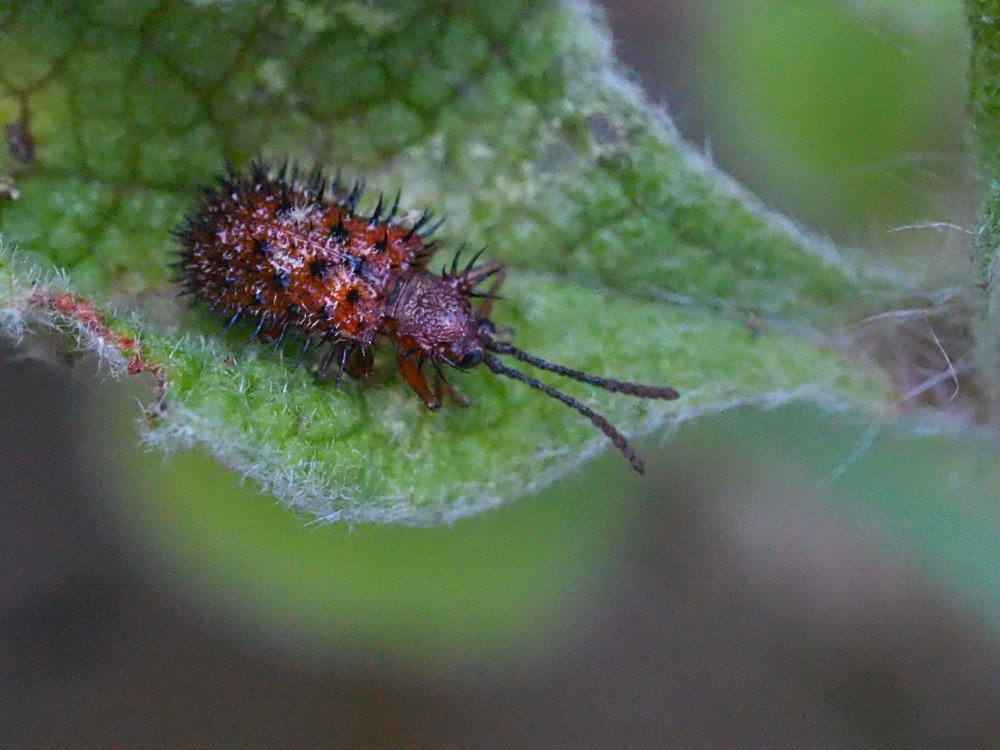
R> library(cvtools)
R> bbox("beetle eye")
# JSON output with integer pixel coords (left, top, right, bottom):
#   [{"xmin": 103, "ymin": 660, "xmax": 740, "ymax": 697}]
[{"xmin": 458, "ymin": 350, "xmax": 483, "ymax": 369}]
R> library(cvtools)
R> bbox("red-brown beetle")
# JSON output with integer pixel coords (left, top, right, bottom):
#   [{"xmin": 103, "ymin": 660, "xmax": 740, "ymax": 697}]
[{"xmin": 175, "ymin": 161, "xmax": 679, "ymax": 473}]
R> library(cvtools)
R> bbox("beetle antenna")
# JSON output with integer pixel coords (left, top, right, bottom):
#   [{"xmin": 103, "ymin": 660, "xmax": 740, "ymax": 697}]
[
  {"xmin": 488, "ymin": 341, "xmax": 679, "ymax": 400},
  {"xmin": 482, "ymin": 353, "xmax": 647, "ymax": 474}
]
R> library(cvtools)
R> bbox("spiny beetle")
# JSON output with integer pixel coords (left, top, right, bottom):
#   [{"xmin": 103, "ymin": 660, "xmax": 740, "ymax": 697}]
[{"xmin": 174, "ymin": 161, "xmax": 679, "ymax": 473}]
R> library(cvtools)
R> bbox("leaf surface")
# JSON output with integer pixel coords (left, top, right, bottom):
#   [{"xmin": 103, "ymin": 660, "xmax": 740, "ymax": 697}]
[{"xmin": 0, "ymin": 0, "xmax": 893, "ymax": 523}]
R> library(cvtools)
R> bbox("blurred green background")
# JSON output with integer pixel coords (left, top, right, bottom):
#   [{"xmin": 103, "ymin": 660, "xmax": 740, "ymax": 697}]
[{"xmin": 5, "ymin": 1, "xmax": 1000, "ymax": 747}]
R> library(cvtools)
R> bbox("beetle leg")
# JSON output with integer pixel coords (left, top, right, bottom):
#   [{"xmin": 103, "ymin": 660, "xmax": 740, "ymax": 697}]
[
  {"xmin": 344, "ymin": 345, "xmax": 374, "ymax": 380},
  {"xmin": 437, "ymin": 379, "xmax": 471, "ymax": 407},
  {"xmin": 396, "ymin": 352, "xmax": 440, "ymax": 410},
  {"xmin": 432, "ymin": 361, "xmax": 472, "ymax": 407}
]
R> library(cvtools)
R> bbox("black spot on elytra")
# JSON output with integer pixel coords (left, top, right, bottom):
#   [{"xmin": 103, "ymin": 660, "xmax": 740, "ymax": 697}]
[
  {"xmin": 345, "ymin": 288, "xmax": 361, "ymax": 305},
  {"xmin": 329, "ymin": 218, "xmax": 350, "ymax": 242},
  {"xmin": 253, "ymin": 238, "xmax": 269, "ymax": 256},
  {"xmin": 310, "ymin": 258, "xmax": 331, "ymax": 278},
  {"xmin": 272, "ymin": 270, "xmax": 288, "ymax": 289},
  {"xmin": 344, "ymin": 255, "xmax": 366, "ymax": 275}
]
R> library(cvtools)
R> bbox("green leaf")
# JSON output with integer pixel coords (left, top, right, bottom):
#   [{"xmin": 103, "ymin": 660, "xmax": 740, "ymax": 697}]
[
  {"xmin": 968, "ymin": 0, "xmax": 1000, "ymax": 173},
  {"xmin": 0, "ymin": 0, "xmax": 895, "ymax": 524},
  {"xmin": 966, "ymin": 0, "xmax": 1000, "ymax": 399}
]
